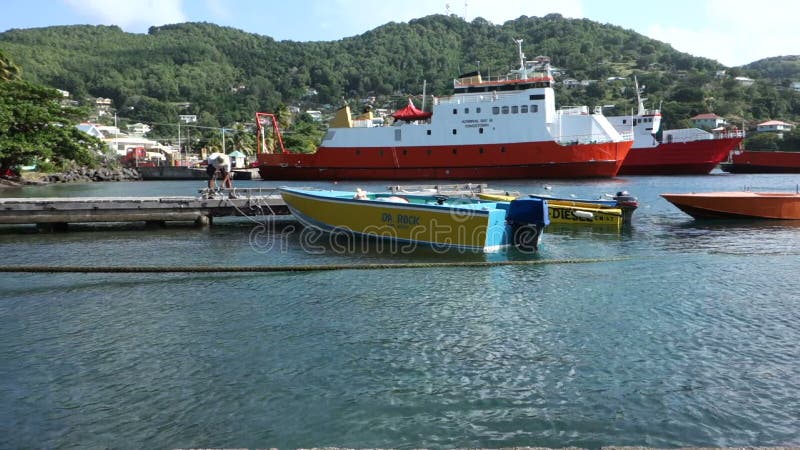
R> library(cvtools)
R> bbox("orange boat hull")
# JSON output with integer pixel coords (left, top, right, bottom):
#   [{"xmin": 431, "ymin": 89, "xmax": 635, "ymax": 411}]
[{"xmin": 661, "ymin": 192, "xmax": 800, "ymax": 219}]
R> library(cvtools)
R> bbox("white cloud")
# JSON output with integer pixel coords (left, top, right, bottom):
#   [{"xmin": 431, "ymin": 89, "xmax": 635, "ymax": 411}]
[
  {"xmin": 647, "ymin": 0, "xmax": 800, "ymax": 66},
  {"xmin": 63, "ymin": 0, "xmax": 186, "ymax": 33}
]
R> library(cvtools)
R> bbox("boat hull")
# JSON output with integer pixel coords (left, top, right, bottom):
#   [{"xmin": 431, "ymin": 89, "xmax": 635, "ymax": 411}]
[
  {"xmin": 720, "ymin": 150, "xmax": 800, "ymax": 173},
  {"xmin": 478, "ymin": 193, "xmax": 623, "ymax": 227},
  {"xmin": 618, "ymin": 137, "xmax": 743, "ymax": 175},
  {"xmin": 280, "ymin": 188, "xmax": 546, "ymax": 252},
  {"xmin": 258, "ymin": 141, "xmax": 632, "ymax": 180},
  {"xmin": 661, "ymin": 192, "xmax": 800, "ymax": 219}
]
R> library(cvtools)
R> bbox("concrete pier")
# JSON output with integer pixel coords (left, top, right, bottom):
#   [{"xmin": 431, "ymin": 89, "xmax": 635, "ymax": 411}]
[{"xmin": 0, "ymin": 190, "xmax": 289, "ymax": 228}]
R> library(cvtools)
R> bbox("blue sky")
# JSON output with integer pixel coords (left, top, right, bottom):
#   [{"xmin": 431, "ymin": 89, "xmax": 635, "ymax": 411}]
[{"xmin": 1, "ymin": 0, "xmax": 797, "ymax": 67}]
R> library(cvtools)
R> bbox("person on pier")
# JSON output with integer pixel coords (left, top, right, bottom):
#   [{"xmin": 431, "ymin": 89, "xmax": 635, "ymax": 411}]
[{"xmin": 206, "ymin": 152, "xmax": 233, "ymax": 192}]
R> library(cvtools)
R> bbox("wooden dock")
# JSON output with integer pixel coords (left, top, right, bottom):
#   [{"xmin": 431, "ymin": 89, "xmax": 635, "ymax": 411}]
[
  {"xmin": 0, "ymin": 188, "xmax": 289, "ymax": 229},
  {"xmin": 0, "ymin": 184, "xmax": 508, "ymax": 230}
]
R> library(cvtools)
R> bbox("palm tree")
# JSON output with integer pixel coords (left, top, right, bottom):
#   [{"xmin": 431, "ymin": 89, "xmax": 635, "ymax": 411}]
[{"xmin": 0, "ymin": 50, "xmax": 22, "ymax": 81}]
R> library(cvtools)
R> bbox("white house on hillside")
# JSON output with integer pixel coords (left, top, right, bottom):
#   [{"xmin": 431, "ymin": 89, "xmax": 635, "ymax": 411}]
[
  {"xmin": 126, "ymin": 123, "xmax": 151, "ymax": 137},
  {"xmin": 690, "ymin": 113, "xmax": 727, "ymax": 130},
  {"xmin": 757, "ymin": 120, "xmax": 795, "ymax": 138}
]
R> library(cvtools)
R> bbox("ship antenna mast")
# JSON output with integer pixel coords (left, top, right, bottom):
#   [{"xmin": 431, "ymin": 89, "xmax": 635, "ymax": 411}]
[
  {"xmin": 514, "ymin": 39, "xmax": 525, "ymax": 70},
  {"xmin": 634, "ymin": 75, "xmax": 645, "ymax": 116}
]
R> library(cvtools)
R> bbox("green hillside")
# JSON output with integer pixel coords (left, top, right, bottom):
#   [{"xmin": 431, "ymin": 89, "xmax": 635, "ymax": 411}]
[{"xmin": 2, "ymin": 14, "xmax": 798, "ymax": 145}]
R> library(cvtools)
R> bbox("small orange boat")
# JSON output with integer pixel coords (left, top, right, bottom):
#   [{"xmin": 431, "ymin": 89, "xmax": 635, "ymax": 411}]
[{"xmin": 661, "ymin": 191, "xmax": 800, "ymax": 219}]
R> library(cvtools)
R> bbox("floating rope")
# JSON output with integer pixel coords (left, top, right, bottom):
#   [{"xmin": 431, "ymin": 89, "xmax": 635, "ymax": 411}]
[{"xmin": 0, "ymin": 257, "xmax": 627, "ymax": 273}]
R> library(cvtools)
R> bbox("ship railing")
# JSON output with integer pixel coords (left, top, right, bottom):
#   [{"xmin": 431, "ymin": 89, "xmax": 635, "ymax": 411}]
[
  {"xmin": 558, "ymin": 106, "xmax": 591, "ymax": 115},
  {"xmin": 665, "ymin": 129, "xmax": 746, "ymax": 143},
  {"xmin": 453, "ymin": 71, "xmax": 552, "ymax": 88},
  {"xmin": 555, "ymin": 130, "xmax": 632, "ymax": 146},
  {"xmin": 715, "ymin": 129, "xmax": 746, "ymax": 139},
  {"xmin": 435, "ymin": 91, "xmax": 521, "ymax": 105}
]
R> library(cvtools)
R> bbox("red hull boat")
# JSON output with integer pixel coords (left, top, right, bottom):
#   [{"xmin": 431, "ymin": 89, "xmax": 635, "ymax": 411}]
[
  {"xmin": 608, "ymin": 78, "xmax": 744, "ymax": 175},
  {"xmin": 720, "ymin": 150, "xmax": 800, "ymax": 173},
  {"xmin": 618, "ymin": 136, "xmax": 744, "ymax": 175},
  {"xmin": 257, "ymin": 141, "xmax": 630, "ymax": 180}
]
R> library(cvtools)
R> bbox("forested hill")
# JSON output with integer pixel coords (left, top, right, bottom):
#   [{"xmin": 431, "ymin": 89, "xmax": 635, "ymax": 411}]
[{"xmin": 1, "ymin": 14, "xmax": 798, "ymax": 136}]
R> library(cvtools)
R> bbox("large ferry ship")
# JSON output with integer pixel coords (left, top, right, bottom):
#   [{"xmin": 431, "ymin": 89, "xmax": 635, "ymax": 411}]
[
  {"xmin": 607, "ymin": 80, "xmax": 744, "ymax": 175},
  {"xmin": 255, "ymin": 41, "xmax": 633, "ymax": 180}
]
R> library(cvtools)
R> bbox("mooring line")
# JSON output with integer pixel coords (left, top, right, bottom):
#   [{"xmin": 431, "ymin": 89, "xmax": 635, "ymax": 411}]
[{"xmin": 0, "ymin": 257, "xmax": 629, "ymax": 273}]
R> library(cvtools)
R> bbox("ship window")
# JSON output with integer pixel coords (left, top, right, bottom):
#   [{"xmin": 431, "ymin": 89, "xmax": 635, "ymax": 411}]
[
  {"xmin": 501, "ymin": 106, "xmax": 509, "ymax": 114},
  {"xmin": 622, "ymin": 119, "xmax": 627, "ymax": 124},
  {"xmin": 511, "ymin": 106, "xmax": 519, "ymax": 114},
  {"xmin": 453, "ymin": 108, "xmax": 458, "ymax": 114},
  {"xmin": 464, "ymin": 108, "xmax": 469, "ymax": 114},
  {"xmin": 452, "ymin": 129, "xmax": 457, "ymax": 135},
  {"xmin": 531, "ymin": 105, "xmax": 538, "ymax": 113},
  {"xmin": 501, "ymin": 146, "xmax": 506, "ymax": 152},
  {"xmin": 479, "ymin": 148, "xmax": 484, "ymax": 153},
  {"xmin": 453, "ymin": 148, "xmax": 458, "ymax": 154},
  {"xmin": 402, "ymin": 149, "xmax": 407, "ymax": 155},
  {"xmin": 492, "ymin": 106, "xmax": 500, "ymax": 115},
  {"xmin": 476, "ymin": 107, "xmax": 481, "ymax": 113},
  {"xmin": 355, "ymin": 150, "xmax": 360, "ymax": 155},
  {"xmin": 394, "ymin": 129, "xmax": 401, "ymax": 141},
  {"xmin": 427, "ymin": 130, "xmax": 431, "ymax": 135},
  {"xmin": 479, "ymin": 128, "xmax": 484, "ymax": 134},
  {"xmin": 379, "ymin": 150, "xmax": 384, "ymax": 156},
  {"xmin": 427, "ymin": 149, "xmax": 432, "ymax": 155},
  {"xmin": 521, "ymin": 105, "xmax": 529, "ymax": 113},
  {"xmin": 529, "ymin": 94, "xmax": 545, "ymax": 100}
]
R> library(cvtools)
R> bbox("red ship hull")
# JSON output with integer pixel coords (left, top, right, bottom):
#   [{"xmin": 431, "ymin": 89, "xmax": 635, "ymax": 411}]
[
  {"xmin": 720, "ymin": 150, "xmax": 800, "ymax": 173},
  {"xmin": 617, "ymin": 137, "xmax": 743, "ymax": 175},
  {"xmin": 257, "ymin": 141, "xmax": 632, "ymax": 180}
]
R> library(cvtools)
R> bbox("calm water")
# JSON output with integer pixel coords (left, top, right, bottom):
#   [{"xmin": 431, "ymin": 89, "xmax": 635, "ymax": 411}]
[{"xmin": 1, "ymin": 172, "xmax": 799, "ymax": 449}]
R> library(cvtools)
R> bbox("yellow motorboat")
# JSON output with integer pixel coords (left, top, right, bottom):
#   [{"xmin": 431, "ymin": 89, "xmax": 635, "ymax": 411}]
[{"xmin": 478, "ymin": 193, "xmax": 624, "ymax": 227}]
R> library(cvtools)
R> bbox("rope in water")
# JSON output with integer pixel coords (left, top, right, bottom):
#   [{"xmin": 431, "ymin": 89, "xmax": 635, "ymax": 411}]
[{"xmin": 0, "ymin": 257, "xmax": 628, "ymax": 273}]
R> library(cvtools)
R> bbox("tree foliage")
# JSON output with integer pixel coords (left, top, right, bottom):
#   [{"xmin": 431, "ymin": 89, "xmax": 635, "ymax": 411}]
[{"xmin": 0, "ymin": 77, "xmax": 101, "ymax": 172}]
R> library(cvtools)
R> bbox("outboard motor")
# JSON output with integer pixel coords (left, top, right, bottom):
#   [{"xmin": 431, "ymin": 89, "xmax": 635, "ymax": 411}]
[
  {"xmin": 613, "ymin": 190, "xmax": 639, "ymax": 224},
  {"xmin": 506, "ymin": 198, "xmax": 549, "ymax": 251}
]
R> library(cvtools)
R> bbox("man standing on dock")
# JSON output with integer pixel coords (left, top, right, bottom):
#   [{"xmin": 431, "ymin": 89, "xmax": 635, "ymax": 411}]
[{"xmin": 206, "ymin": 152, "xmax": 233, "ymax": 192}]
